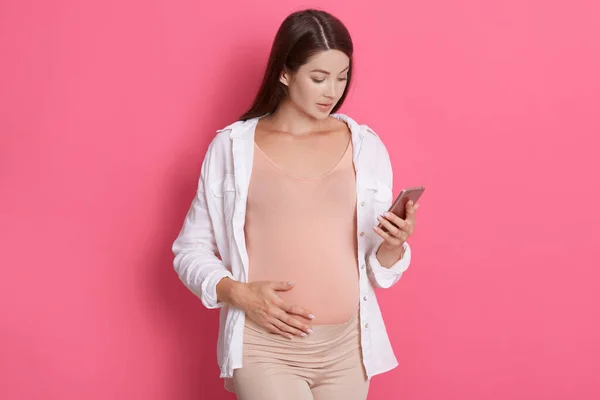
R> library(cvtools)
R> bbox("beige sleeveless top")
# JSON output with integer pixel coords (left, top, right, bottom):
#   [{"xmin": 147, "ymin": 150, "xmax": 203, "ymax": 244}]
[{"xmin": 244, "ymin": 140, "xmax": 360, "ymax": 325}]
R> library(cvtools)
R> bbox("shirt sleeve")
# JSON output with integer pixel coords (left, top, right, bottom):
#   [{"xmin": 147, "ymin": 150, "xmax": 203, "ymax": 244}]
[
  {"xmin": 171, "ymin": 143, "xmax": 234, "ymax": 309},
  {"xmin": 366, "ymin": 241, "xmax": 412, "ymax": 289},
  {"xmin": 364, "ymin": 128, "xmax": 413, "ymax": 289}
]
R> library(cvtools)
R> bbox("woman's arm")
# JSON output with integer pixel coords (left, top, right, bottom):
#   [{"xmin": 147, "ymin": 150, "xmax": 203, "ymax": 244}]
[
  {"xmin": 364, "ymin": 130, "xmax": 416, "ymax": 289},
  {"xmin": 172, "ymin": 147, "xmax": 233, "ymax": 309}
]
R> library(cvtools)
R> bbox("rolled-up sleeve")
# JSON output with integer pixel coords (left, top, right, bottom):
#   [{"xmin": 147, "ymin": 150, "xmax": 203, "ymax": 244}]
[{"xmin": 366, "ymin": 241, "xmax": 411, "ymax": 289}]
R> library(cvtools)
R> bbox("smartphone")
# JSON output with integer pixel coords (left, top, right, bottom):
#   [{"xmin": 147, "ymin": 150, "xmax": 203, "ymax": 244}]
[{"xmin": 377, "ymin": 186, "xmax": 425, "ymax": 232}]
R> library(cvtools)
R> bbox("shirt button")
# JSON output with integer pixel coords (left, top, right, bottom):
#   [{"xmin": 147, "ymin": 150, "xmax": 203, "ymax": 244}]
[
  {"xmin": 360, "ymin": 232, "xmax": 365, "ymax": 237},
  {"xmin": 361, "ymin": 264, "xmax": 365, "ymax": 269},
  {"xmin": 364, "ymin": 323, "xmax": 369, "ymax": 329},
  {"xmin": 360, "ymin": 201, "xmax": 365, "ymax": 206},
  {"xmin": 363, "ymin": 296, "xmax": 368, "ymax": 301}
]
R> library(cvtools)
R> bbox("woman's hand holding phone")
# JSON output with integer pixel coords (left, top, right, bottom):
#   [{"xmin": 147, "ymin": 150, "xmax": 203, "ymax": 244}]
[{"xmin": 373, "ymin": 200, "xmax": 420, "ymax": 267}]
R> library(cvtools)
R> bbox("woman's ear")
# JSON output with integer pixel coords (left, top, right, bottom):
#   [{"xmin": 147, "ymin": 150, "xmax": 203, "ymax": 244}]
[{"xmin": 279, "ymin": 68, "xmax": 291, "ymax": 87}]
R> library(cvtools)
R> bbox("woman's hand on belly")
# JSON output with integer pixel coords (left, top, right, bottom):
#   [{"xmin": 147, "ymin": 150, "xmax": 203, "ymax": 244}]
[{"xmin": 230, "ymin": 280, "xmax": 315, "ymax": 340}]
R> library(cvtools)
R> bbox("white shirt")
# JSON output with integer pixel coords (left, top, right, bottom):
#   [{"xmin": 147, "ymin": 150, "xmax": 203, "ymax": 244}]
[{"xmin": 171, "ymin": 113, "xmax": 412, "ymax": 387}]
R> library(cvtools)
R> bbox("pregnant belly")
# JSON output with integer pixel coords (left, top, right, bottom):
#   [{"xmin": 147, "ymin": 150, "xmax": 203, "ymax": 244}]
[
  {"xmin": 249, "ymin": 256, "xmax": 360, "ymax": 325},
  {"xmin": 277, "ymin": 278, "xmax": 359, "ymax": 325}
]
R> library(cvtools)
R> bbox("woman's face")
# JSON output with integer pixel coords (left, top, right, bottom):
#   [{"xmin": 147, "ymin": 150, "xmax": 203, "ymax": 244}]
[{"xmin": 281, "ymin": 50, "xmax": 350, "ymax": 120}]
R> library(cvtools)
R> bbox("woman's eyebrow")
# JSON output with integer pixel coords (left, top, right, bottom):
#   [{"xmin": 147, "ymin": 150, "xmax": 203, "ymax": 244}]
[{"xmin": 310, "ymin": 66, "xmax": 350, "ymax": 74}]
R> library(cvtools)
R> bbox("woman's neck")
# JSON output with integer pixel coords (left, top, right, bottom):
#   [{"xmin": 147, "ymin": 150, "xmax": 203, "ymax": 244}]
[{"xmin": 263, "ymin": 100, "xmax": 333, "ymax": 136}]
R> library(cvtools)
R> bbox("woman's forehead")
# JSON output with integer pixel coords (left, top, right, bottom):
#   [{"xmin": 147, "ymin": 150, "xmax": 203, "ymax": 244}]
[{"xmin": 302, "ymin": 50, "xmax": 350, "ymax": 73}]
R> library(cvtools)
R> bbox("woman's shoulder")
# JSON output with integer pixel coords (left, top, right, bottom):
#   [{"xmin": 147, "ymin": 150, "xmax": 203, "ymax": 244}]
[
  {"xmin": 332, "ymin": 113, "xmax": 383, "ymax": 141},
  {"xmin": 208, "ymin": 117, "xmax": 261, "ymax": 149},
  {"xmin": 215, "ymin": 118, "xmax": 255, "ymax": 137},
  {"xmin": 336, "ymin": 114, "xmax": 390, "ymax": 160}
]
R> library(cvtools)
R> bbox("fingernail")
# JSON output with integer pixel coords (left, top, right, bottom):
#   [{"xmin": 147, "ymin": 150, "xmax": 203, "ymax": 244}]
[
  {"xmin": 308, "ymin": 314, "xmax": 315, "ymax": 319},
  {"xmin": 377, "ymin": 215, "xmax": 383, "ymax": 221},
  {"xmin": 384, "ymin": 212, "xmax": 392, "ymax": 217},
  {"xmin": 300, "ymin": 332, "xmax": 307, "ymax": 337},
  {"xmin": 287, "ymin": 281, "xmax": 295, "ymax": 285},
  {"xmin": 307, "ymin": 329, "xmax": 314, "ymax": 334}
]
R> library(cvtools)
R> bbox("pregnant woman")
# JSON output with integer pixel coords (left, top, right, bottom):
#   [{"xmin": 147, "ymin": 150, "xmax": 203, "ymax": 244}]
[{"xmin": 172, "ymin": 8, "xmax": 420, "ymax": 400}]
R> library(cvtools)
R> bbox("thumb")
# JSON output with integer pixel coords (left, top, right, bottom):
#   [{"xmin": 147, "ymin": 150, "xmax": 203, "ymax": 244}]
[
  {"xmin": 273, "ymin": 281, "xmax": 295, "ymax": 291},
  {"xmin": 405, "ymin": 201, "xmax": 416, "ymax": 218}
]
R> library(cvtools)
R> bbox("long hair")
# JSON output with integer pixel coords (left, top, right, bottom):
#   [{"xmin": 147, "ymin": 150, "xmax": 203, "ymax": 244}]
[{"xmin": 240, "ymin": 9, "xmax": 354, "ymax": 121}]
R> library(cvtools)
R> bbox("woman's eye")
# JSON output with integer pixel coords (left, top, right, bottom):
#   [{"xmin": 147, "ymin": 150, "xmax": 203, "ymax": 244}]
[
  {"xmin": 338, "ymin": 77, "xmax": 348, "ymax": 82},
  {"xmin": 311, "ymin": 78, "xmax": 325, "ymax": 83}
]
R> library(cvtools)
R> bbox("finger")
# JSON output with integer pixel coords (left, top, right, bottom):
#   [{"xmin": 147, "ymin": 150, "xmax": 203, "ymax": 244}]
[
  {"xmin": 396, "ymin": 231, "xmax": 409, "ymax": 243},
  {"xmin": 377, "ymin": 215, "xmax": 402, "ymax": 237},
  {"xmin": 271, "ymin": 316, "xmax": 306, "ymax": 338},
  {"xmin": 279, "ymin": 307, "xmax": 314, "ymax": 334},
  {"xmin": 276, "ymin": 312, "xmax": 311, "ymax": 336},
  {"xmin": 373, "ymin": 226, "xmax": 403, "ymax": 246},
  {"xmin": 271, "ymin": 281, "xmax": 296, "ymax": 291},
  {"xmin": 281, "ymin": 303, "xmax": 316, "ymax": 323},
  {"xmin": 405, "ymin": 201, "xmax": 417, "ymax": 222},
  {"xmin": 382, "ymin": 211, "xmax": 408, "ymax": 230},
  {"xmin": 265, "ymin": 323, "xmax": 293, "ymax": 340}
]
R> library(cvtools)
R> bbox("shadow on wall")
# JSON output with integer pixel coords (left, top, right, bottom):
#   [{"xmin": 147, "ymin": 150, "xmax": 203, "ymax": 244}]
[{"xmin": 140, "ymin": 39, "xmax": 266, "ymax": 399}]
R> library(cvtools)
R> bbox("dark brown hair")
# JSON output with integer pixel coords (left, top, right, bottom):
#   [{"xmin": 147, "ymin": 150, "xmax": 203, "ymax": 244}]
[{"xmin": 240, "ymin": 9, "xmax": 354, "ymax": 120}]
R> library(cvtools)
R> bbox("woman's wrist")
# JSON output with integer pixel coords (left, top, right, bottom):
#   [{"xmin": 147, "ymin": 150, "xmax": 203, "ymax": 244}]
[
  {"xmin": 216, "ymin": 277, "xmax": 245, "ymax": 306},
  {"xmin": 376, "ymin": 243, "xmax": 406, "ymax": 268}
]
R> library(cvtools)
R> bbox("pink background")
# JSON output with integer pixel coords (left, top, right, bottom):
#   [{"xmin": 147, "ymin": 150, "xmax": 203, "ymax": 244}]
[{"xmin": 1, "ymin": 1, "xmax": 599, "ymax": 399}]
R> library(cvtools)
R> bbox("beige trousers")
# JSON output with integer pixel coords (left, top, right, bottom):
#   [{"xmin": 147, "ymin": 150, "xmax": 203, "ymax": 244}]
[{"xmin": 232, "ymin": 311, "xmax": 370, "ymax": 400}]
